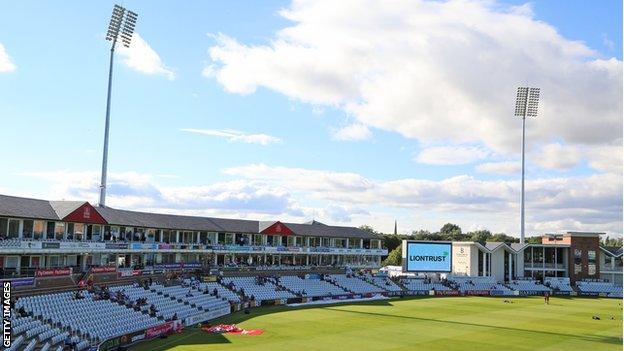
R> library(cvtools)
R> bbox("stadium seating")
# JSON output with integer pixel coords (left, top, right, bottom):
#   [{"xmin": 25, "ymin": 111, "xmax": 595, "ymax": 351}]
[
  {"xmin": 362, "ymin": 274, "xmax": 403, "ymax": 292},
  {"xmin": 576, "ymin": 281, "xmax": 623, "ymax": 297},
  {"xmin": 327, "ymin": 274, "xmax": 385, "ymax": 294},
  {"xmin": 6, "ymin": 335, "xmax": 24, "ymax": 351},
  {"xmin": 109, "ymin": 284, "xmax": 200, "ymax": 321},
  {"xmin": 448, "ymin": 276, "xmax": 512, "ymax": 293},
  {"xmin": 278, "ymin": 276, "xmax": 349, "ymax": 297},
  {"xmin": 16, "ymin": 291, "xmax": 161, "ymax": 343},
  {"xmin": 221, "ymin": 277, "xmax": 297, "ymax": 301},
  {"xmin": 152, "ymin": 284, "xmax": 230, "ymax": 313},
  {"xmin": 196, "ymin": 282, "xmax": 242, "ymax": 302},
  {"xmin": 508, "ymin": 279, "xmax": 551, "ymax": 294},
  {"xmin": 400, "ymin": 278, "xmax": 450, "ymax": 291},
  {"xmin": 544, "ymin": 277, "xmax": 574, "ymax": 293}
]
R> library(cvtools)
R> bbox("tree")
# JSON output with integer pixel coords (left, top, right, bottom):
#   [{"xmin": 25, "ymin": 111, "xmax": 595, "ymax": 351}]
[
  {"xmin": 468, "ymin": 230, "xmax": 492, "ymax": 244},
  {"xmin": 358, "ymin": 225, "xmax": 379, "ymax": 235},
  {"xmin": 490, "ymin": 233, "xmax": 519, "ymax": 244},
  {"xmin": 602, "ymin": 236, "xmax": 623, "ymax": 247},
  {"xmin": 382, "ymin": 245, "xmax": 402, "ymax": 266},
  {"xmin": 525, "ymin": 236, "xmax": 542, "ymax": 244},
  {"xmin": 440, "ymin": 223, "xmax": 462, "ymax": 241},
  {"xmin": 382, "ymin": 235, "xmax": 403, "ymax": 252}
]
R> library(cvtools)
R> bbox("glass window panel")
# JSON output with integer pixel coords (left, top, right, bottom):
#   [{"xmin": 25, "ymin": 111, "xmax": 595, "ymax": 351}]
[
  {"xmin": 33, "ymin": 220, "xmax": 44, "ymax": 240},
  {"xmin": 22, "ymin": 220, "xmax": 34, "ymax": 239},
  {"xmin": 8, "ymin": 219, "xmax": 20, "ymax": 238},
  {"xmin": 54, "ymin": 222, "xmax": 65, "ymax": 240},
  {"xmin": 0, "ymin": 218, "xmax": 7, "ymax": 238}
]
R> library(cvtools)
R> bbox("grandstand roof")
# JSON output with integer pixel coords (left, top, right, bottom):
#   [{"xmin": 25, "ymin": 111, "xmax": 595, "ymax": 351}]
[
  {"xmin": 0, "ymin": 194, "xmax": 59, "ymax": 220},
  {"xmin": 49, "ymin": 201, "xmax": 87, "ymax": 219},
  {"xmin": 284, "ymin": 222, "xmax": 381, "ymax": 239},
  {"xmin": 601, "ymin": 246, "xmax": 623, "ymax": 257},
  {"xmin": 509, "ymin": 243, "xmax": 528, "ymax": 251},
  {"xmin": 0, "ymin": 194, "xmax": 377, "ymax": 239}
]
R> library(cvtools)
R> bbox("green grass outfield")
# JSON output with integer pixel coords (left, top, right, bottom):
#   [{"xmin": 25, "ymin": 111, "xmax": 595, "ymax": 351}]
[{"xmin": 131, "ymin": 297, "xmax": 622, "ymax": 351}]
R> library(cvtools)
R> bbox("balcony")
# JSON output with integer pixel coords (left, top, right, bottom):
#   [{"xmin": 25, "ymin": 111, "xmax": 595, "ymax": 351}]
[{"xmin": 0, "ymin": 239, "xmax": 388, "ymax": 256}]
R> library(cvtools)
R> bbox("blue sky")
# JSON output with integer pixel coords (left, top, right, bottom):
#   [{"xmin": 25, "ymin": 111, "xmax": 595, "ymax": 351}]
[{"xmin": 0, "ymin": 0, "xmax": 621, "ymax": 236}]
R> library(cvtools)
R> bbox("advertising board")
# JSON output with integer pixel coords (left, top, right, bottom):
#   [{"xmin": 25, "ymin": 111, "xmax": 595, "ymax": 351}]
[{"xmin": 403, "ymin": 241, "xmax": 452, "ymax": 272}]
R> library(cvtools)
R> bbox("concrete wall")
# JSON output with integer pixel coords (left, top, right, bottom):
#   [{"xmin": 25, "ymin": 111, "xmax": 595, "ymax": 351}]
[
  {"xmin": 490, "ymin": 249, "xmax": 505, "ymax": 281},
  {"xmin": 515, "ymin": 251, "xmax": 525, "ymax": 278},
  {"xmin": 452, "ymin": 243, "xmax": 479, "ymax": 276}
]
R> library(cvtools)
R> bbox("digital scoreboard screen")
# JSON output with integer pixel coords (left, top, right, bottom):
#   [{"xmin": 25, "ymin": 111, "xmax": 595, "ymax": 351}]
[{"xmin": 403, "ymin": 241, "xmax": 452, "ymax": 272}]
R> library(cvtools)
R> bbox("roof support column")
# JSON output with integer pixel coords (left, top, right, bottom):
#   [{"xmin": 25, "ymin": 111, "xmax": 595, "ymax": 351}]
[
  {"xmin": 482, "ymin": 252, "xmax": 486, "ymax": 277},
  {"xmin": 508, "ymin": 252, "xmax": 512, "ymax": 282}
]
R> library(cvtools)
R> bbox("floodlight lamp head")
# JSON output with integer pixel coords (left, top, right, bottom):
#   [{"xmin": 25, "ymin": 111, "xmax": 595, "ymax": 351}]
[
  {"xmin": 514, "ymin": 86, "xmax": 540, "ymax": 118},
  {"xmin": 105, "ymin": 4, "xmax": 138, "ymax": 48}
]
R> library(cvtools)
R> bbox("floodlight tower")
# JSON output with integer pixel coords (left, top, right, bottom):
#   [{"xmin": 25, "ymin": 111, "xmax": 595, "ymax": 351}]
[
  {"xmin": 514, "ymin": 87, "xmax": 540, "ymax": 244},
  {"xmin": 98, "ymin": 5, "xmax": 138, "ymax": 207}
]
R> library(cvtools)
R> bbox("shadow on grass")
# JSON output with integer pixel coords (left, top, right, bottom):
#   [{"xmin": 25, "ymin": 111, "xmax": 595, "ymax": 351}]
[{"xmin": 131, "ymin": 299, "xmax": 398, "ymax": 350}]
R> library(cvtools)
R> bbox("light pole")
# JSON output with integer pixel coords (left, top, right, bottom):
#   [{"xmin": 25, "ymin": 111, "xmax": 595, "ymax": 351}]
[
  {"xmin": 99, "ymin": 5, "xmax": 138, "ymax": 207},
  {"xmin": 514, "ymin": 87, "xmax": 540, "ymax": 244}
]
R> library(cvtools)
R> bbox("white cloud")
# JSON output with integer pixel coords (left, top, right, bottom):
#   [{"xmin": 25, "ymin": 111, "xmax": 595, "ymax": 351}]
[
  {"xmin": 0, "ymin": 43, "xmax": 16, "ymax": 72},
  {"xmin": 476, "ymin": 161, "xmax": 521, "ymax": 174},
  {"xmin": 117, "ymin": 33, "xmax": 175, "ymax": 80},
  {"xmin": 17, "ymin": 170, "xmax": 302, "ymax": 218},
  {"xmin": 204, "ymin": 0, "xmax": 622, "ymax": 167},
  {"xmin": 534, "ymin": 143, "xmax": 582, "ymax": 170},
  {"xmin": 14, "ymin": 163, "xmax": 623, "ymax": 235},
  {"xmin": 416, "ymin": 146, "xmax": 489, "ymax": 165},
  {"xmin": 181, "ymin": 128, "xmax": 282, "ymax": 146},
  {"xmin": 223, "ymin": 163, "xmax": 622, "ymax": 234},
  {"xmin": 331, "ymin": 123, "xmax": 371, "ymax": 141},
  {"xmin": 584, "ymin": 144, "xmax": 622, "ymax": 175}
]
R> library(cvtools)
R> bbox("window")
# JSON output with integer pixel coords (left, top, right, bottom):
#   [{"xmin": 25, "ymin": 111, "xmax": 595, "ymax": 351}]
[
  {"xmin": 225, "ymin": 233, "xmax": 234, "ymax": 245},
  {"xmin": 362, "ymin": 239, "xmax": 370, "ymax": 249},
  {"xmin": 0, "ymin": 218, "xmax": 7, "ymax": 238},
  {"xmin": 30, "ymin": 256, "xmax": 41, "ymax": 268},
  {"xmin": 92, "ymin": 225, "xmax": 102, "ymax": 241},
  {"xmin": 8, "ymin": 219, "xmax": 20, "ymax": 238},
  {"xmin": 55, "ymin": 222, "xmax": 65, "ymax": 240},
  {"xmin": 46, "ymin": 222, "xmax": 55, "ymax": 239},
  {"xmin": 22, "ymin": 220, "xmax": 34, "ymax": 239},
  {"xmin": 199, "ymin": 231, "xmax": 208, "ymax": 244},
  {"xmin": 124, "ymin": 227, "xmax": 133, "ymax": 241},
  {"xmin": 349, "ymin": 238, "xmax": 360, "ymax": 248},
  {"xmin": 266, "ymin": 235, "xmax": 275, "ymax": 246},
  {"xmin": 370, "ymin": 240, "xmax": 381, "ymax": 249},
  {"xmin": 74, "ymin": 223, "xmax": 85, "ymax": 241},
  {"xmin": 146, "ymin": 229, "xmax": 156, "ymax": 242},
  {"xmin": 110, "ymin": 226, "xmax": 120, "ymax": 240},
  {"xmin": 133, "ymin": 228, "xmax": 144, "ymax": 241},
  {"xmin": 604, "ymin": 255, "xmax": 613, "ymax": 266},
  {"xmin": 49, "ymin": 256, "xmax": 60, "ymax": 267},
  {"xmin": 253, "ymin": 234, "xmax": 262, "ymax": 245},
  {"xmin": 162, "ymin": 230, "xmax": 171, "ymax": 243},
  {"xmin": 588, "ymin": 250, "xmax": 596, "ymax": 264},
  {"xmin": 33, "ymin": 220, "xmax": 44, "ymax": 240},
  {"xmin": 66, "ymin": 255, "xmax": 77, "ymax": 267},
  {"xmin": 5, "ymin": 256, "xmax": 18, "ymax": 268}
]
